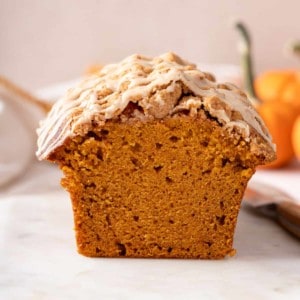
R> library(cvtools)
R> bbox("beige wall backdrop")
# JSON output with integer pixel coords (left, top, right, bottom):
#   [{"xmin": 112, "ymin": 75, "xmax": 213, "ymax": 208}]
[{"xmin": 0, "ymin": 0, "xmax": 299, "ymax": 89}]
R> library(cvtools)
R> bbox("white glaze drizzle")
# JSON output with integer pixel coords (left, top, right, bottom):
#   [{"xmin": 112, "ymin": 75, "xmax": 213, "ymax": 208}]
[{"xmin": 37, "ymin": 52, "xmax": 275, "ymax": 160}]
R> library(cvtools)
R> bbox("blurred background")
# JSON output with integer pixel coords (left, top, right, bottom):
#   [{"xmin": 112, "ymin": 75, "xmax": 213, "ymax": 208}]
[{"xmin": 1, "ymin": 0, "xmax": 299, "ymax": 89}]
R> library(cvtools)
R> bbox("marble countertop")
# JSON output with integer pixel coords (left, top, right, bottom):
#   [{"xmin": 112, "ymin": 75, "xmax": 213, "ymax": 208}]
[{"xmin": 1, "ymin": 78, "xmax": 300, "ymax": 300}]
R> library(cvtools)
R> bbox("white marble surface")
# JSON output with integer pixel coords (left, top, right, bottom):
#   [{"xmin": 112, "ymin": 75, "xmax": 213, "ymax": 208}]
[{"xmin": 1, "ymin": 78, "xmax": 300, "ymax": 300}]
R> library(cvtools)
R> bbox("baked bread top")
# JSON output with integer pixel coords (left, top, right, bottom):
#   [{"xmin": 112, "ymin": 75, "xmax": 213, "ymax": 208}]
[{"xmin": 36, "ymin": 52, "xmax": 275, "ymax": 161}]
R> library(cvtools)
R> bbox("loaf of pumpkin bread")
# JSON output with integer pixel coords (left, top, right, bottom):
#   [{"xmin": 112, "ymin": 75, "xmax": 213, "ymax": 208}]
[{"xmin": 36, "ymin": 52, "xmax": 275, "ymax": 258}]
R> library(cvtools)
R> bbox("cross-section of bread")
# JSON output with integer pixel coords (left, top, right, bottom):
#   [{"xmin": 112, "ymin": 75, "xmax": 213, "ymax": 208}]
[{"xmin": 36, "ymin": 53, "xmax": 276, "ymax": 258}]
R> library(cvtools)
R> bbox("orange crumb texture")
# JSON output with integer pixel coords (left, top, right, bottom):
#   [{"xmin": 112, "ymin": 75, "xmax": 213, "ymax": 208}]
[
  {"xmin": 53, "ymin": 115, "xmax": 267, "ymax": 259},
  {"xmin": 38, "ymin": 53, "xmax": 275, "ymax": 259}
]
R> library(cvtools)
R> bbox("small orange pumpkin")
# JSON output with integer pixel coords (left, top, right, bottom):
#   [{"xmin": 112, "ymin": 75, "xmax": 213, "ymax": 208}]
[
  {"xmin": 292, "ymin": 115, "xmax": 300, "ymax": 161},
  {"xmin": 255, "ymin": 70, "xmax": 300, "ymax": 114},
  {"xmin": 257, "ymin": 101, "xmax": 298, "ymax": 168}
]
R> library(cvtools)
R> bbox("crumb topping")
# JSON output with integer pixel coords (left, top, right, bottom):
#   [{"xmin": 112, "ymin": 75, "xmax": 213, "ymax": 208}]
[{"xmin": 37, "ymin": 52, "xmax": 275, "ymax": 160}]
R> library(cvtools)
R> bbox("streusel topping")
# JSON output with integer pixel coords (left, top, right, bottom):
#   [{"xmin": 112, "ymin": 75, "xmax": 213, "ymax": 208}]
[{"xmin": 37, "ymin": 52, "xmax": 275, "ymax": 160}]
